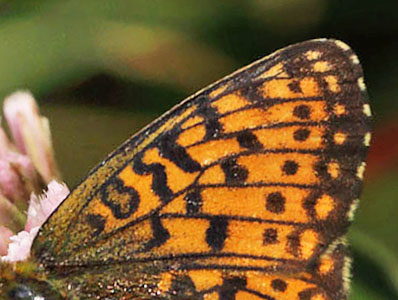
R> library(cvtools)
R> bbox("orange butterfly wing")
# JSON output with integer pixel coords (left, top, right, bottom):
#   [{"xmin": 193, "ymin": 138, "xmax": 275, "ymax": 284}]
[{"xmin": 32, "ymin": 39, "xmax": 371, "ymax": 300}]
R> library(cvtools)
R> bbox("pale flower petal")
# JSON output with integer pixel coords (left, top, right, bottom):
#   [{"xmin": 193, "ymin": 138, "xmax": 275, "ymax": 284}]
[
  {"xmin": 25, "ymin": 180, "xmax": 69, "ymax": 231},
  {"xmin": 3, "ymin": 91, "xmax": 33, "ymax": 153},
  {"xmin": 3, "ymin": 91, "xmax": 59, "ymax": 183},
  {"xmin": 1, "ymin": 226, "xmax": 39, "ymax": 262}
]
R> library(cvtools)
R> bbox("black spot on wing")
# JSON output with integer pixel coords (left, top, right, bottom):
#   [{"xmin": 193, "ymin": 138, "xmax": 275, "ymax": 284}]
[
  {"xmin": 100, "ymin": 176, "xmax": 140, "ymax": 219},
  {"xmin": 169, "ymin": 275, "xmax": 197, "ymax": 298},
  {"xmin": 271, "ymin": 279, "xmax": 288, "ymax": 292},
  {"xmin": 145, "ymin": 215, "xmax": 170, "ymax": 250},
  {"xmin": 206, "ymin": 216, "xmax": 228, "ymax": 251},
  {"xmin": 86, "ymin": 214, "xmax": 105, "ymax": 237},
  {"xmin": 220, "ymin": 158, "xmax": 248, "ymax": 184},
  {"xmin": 158, "ymin": 131, "xmax": 201, "ymax": 173},
  {"xmin": 239, "ymin": 80, "xmax": 266, "ymax": 104},
  {"xmin": 197, "ymin": 96, "xmax": 222, "ymax": 139},
  {"xmin": 266, "ymin": 192, "xmax": 286, "ymax": 214},
  {"xmin": 282, "ymin": 160, "xmax": 299, "ymax": 175},
  {"xmin": 293, "ymin": 104, "xmax": 311, "ymax": 120},
  {"xmin": 263, "ymin": 228, "xmax": 278, "ymax": 244},
  {"xmin": 133, "ymin": 154, "xmax": 173, "ymax": 203},
  {"xmin": 288, "ymin": 80, "xmax": 302, "ymax": 93},
  {"xmin": 286, "ymin": 231, "xmax": 300, "ymax": 258},
  {"xmin": 219, "ymin": 277, "xmax": 247, "ymax": 300},
  {"xmin": 293, "ymin": 128, "xmax": 311, "ymax": 141},
  {"xmin": 185, "ymin": 188, "xmax": 202, "ymax": 215},
  {"xmin": 237, "ymin": 130, "xmax": 263, "ymax": 150}
]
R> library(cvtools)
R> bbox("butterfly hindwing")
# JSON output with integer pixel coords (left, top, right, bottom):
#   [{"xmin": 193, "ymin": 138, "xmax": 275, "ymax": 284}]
[{"xmin": 32, "ymin": 39, "xmax": 371, "ymax": 300}]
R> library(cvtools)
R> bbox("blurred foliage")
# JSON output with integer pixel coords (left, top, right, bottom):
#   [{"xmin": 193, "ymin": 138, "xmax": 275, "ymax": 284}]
[{"xmin": 0, "ymin": 0, "xmax": 397, "ymax": 299}]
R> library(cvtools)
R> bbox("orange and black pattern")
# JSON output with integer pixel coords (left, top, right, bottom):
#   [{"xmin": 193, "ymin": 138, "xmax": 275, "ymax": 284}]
[{"xmin": 31, "ymin": 39, "xmax": 371, "ymax": 300}]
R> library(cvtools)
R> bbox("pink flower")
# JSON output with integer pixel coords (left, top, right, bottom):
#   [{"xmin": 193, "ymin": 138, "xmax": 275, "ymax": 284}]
[
  {"xmin": 25, "ymin": 180, "xmax": 69, "ymax": 231},
  {"xmin": 2, "ymin": 181, "xmax": 69, "ymax": 262},
  {"xmin": 3, "ymin": 91, "xmax": 60, "ymax": 184},
  {"xmin": 1, "ymin": 227, "xmax": 39, "ymax": 262},
  {"xmin": 0, "ymin": 91, "xmax": 68, "ymax": 262}
]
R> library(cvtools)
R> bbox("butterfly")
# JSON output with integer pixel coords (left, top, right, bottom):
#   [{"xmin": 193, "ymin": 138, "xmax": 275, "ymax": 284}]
[{"xmin": 0, "ymin": 39, "xmax": 371, "ymax": 300}]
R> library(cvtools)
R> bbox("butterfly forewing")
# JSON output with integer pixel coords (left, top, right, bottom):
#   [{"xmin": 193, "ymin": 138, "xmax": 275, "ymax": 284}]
[{"xmin": 32, "ymin": 39, "xmax": 371, "ymax": 300}]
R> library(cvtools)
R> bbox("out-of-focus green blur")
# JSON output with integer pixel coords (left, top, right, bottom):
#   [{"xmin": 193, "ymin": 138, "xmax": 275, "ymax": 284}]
[{"xmin": 1, "ymin": 1, "xmax": 397, "ymax": 299}]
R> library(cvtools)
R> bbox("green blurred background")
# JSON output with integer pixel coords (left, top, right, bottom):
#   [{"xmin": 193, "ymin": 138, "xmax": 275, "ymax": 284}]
[{"xmin": 0, "ymin": 1, "xmax": 397, "ymax": 299}]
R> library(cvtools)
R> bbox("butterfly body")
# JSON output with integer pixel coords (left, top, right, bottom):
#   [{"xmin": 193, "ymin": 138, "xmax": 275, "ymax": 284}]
[{"xmin": 0, "ymin": 39, "xmax": 371, "ymax": 300}]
